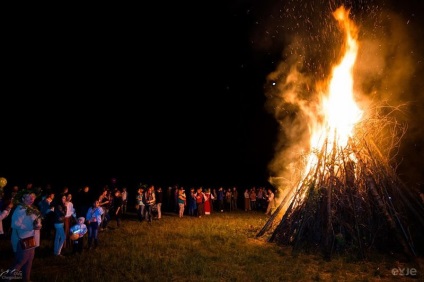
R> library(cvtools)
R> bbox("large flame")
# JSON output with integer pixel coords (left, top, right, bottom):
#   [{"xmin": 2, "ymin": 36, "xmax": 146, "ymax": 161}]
[{"xmin": 305, "ymin": 6, "xmax": 363, "ymax": 176}]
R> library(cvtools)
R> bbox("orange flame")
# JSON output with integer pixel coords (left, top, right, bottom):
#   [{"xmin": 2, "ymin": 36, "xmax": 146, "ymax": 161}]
[{"xmin": 305, "ymin": 6, "xmax": 363, "ymax": 177}]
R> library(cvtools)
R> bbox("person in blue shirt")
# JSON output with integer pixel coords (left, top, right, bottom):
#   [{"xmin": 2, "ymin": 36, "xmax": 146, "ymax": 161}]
[
  {"xmin": 86, "ymin": 200, "xmax": 103, "ymax": 250},
  {"xmin": 70, "ymin": 217, "xmax": 87, "ymax": 254}
]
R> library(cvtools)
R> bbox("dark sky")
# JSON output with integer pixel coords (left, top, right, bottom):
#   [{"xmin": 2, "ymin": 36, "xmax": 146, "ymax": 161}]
[
  {"xmin": 2, "ymin": 1, "xmax": 280, "ymax": 190},
  {"xmin": 2, "ymin": 0, "xmax": 424, "ymax": 192}
]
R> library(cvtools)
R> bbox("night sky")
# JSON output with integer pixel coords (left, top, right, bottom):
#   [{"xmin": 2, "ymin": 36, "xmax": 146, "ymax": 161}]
[{"xmin": 2, "ymin": 0, "xmax": 424, "ymax": 192}]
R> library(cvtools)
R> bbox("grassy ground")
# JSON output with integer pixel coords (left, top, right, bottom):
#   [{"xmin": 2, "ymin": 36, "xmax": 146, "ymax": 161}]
[{"xmin": 0, "ymin": 210, "xmax": 422, "ymax": 282}]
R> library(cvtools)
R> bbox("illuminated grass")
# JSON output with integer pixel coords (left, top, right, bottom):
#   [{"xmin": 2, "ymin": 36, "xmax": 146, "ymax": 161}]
[{"xmin": 0, "ymin": 211, "xmax": 420, "ymax": 281}]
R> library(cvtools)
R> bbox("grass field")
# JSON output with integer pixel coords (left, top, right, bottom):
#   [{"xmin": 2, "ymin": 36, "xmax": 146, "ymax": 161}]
[{"xmin": 0, "ymin": 210, "xmax": 422, "ymax": 281}]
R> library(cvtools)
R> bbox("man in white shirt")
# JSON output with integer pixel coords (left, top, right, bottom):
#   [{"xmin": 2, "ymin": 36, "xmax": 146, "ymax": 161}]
[{"xmin": 265, "ymin": 189, "xmax": 276, "ymax": 216}]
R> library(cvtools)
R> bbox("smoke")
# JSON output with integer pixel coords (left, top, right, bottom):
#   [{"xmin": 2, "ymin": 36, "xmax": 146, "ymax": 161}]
[
  {"xmin": 255, "ymin": 0, "xmax": 424, "ymax": 191},
  {"xmin": 354, "ymin": 6, "xmax": 424, "ymax": 190},
  {"xmin": 355, "ymin": 5, "xmax": 421, "ymax": 105},
  {"xmin": 264, "ymin": 39, "xmax": 322, "ymax": 190}
]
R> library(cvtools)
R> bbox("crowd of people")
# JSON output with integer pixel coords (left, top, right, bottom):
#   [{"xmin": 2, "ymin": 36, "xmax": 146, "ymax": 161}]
[{"xmin": 0, "ymin": 179, "xmax": 276, "ymax": 281}]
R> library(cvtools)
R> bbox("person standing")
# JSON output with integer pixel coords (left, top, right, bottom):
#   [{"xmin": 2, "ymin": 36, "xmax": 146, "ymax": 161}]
[
  {"xmin": 231, "ymin": 187, "xmax": 238, "ymax": 210},
  {"xmin": 155, "ymin": 187, "xmax": 163, "ymax": 220},
  {"xmin": 135, "ymin": 187, "xmax": 145, "ymax": 222},
  {"xmin": 64, "ymin": 193, "xmax": 75, "ymax": 249},
  {"xmin": 112, "ymin": 190, "xmax": 123, "ymax": 228},
  {"xmin": 86, "ymin": 200, "xmax": 103, "ymax": 250},
  {"xmin": 195, "ymin": 187, "xmax": 205, "ymax": 218},
  {"xmin": 38, "ymin": 191, "xmax": 55, "ymax": 239},
  {"xmin": 98, "ymin": 188, "xmax": 112, "ymax": 231},
  {"xmin": 256, "ymin": 187, "xmax": 263, "ymax": 211},
  {"xmin": 188, "ymin": 188, "xmax": 197, "ymax": 216},
  {"xmin": 144, "ymin": 185, "xmax": 156, "ymax": 223},
  {"xmin": 53, "ymin": 195, "xmax": 67, "ymax": 257},
  {"xmin": 265, "ymin": 188, "xmax": 276, "ymax": 216},
  {"xmin": 249, "ymin": 188, "xmax": 257, "ymax": 211},
  {"xmin": 244, "ymin": 189, "xmax": 251, "ymax": 211},
  {"xmin": 204, "ymin": 188, "xmax": 213, "ymax": 215},
  {"xmin": 9, "ymin": 191, "xmax": 42, "ymax": 282},
  {"xmin": 121, "ymin": 187, "xmax": 128, "ymax": 216},
  {"xmin": 225, "ymin": 188, "xmax": 232, "ymax": 212},
  {"xmin": 177, "ymin": 187, "xmax": 186, "ymax": 218},
  {"xmin": 212, "ymin": 188, "xmax": 218, "ymax": 212}
]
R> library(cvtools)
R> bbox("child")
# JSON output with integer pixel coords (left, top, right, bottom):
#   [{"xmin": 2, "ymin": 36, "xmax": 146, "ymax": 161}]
[{"xmin": 69, "ymin": 217, "xmax": 87, "ymax": 254}]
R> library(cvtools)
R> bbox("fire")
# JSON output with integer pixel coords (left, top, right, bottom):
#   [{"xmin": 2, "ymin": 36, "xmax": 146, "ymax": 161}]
[
  {"xmin": 261, "ymin": 5, "xmax": 422, "ymax": 260},
  {"xmin": 306, "ymin": 6, "xmax": 363, "ymax": 175}
]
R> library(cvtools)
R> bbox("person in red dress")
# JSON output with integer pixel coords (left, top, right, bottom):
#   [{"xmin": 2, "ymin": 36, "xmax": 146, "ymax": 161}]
[{"xmin": 204, "ymin": 188, "xmax": 214, "ymax": 215}]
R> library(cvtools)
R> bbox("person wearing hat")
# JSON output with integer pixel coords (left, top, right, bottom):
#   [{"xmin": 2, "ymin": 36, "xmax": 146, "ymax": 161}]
[{"xmin": 69, "ymin": 217, "xmax": 87, "ymax": 254}]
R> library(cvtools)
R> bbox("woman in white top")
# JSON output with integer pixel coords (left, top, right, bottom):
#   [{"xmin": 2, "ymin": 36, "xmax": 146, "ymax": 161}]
[
  {"xmin": 64, "ymin": 193, "xmax": 75, "ymax": 249},
  {"xmin": 9, "ymin": 192, "xmax": 42, "ymax": 282}
]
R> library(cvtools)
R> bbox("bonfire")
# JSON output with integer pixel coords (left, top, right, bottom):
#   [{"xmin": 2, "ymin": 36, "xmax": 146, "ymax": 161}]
[{"xmin": 257, "ymin": 6, "xmax": 424, "ymax": 260}]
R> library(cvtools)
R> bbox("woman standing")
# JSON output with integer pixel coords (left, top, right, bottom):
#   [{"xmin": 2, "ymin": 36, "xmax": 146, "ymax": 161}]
[
  {"xmin": 64, "ymin": 193, "xmax": 75, "ymax": 250},
  {"xmin": 86, "ymin": 200, "xmax": 103, "ymax": 250},
  {"xmin": 144, "ymin": 185, "xmax": 156, "ymax": 223},
  {"xmin": 53, "ymin": 195, "xmax": 67, "ymax": 257},
  {"xmin": 204, "ymin": 189, "xmax": 214, "ymax": 215},
  {"xmin": 178, "ymin": 187, "xmax": 186, "ymax": 218},
  {"xmin": 9, "ymin": 191, "xmax": 42, "ymax": 282},
  {"xmin": 135, "ymin": 187, "xmax": 145, "ymax": 222}
]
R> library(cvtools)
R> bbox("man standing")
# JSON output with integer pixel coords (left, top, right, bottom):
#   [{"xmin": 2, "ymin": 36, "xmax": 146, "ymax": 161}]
[{"xmin": 265, "ymin": 188, "xmax": 276, "ymax": 216}]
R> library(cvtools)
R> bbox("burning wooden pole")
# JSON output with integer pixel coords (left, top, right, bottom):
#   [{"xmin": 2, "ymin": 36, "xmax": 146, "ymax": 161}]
[
  {"xmin": 365, "ymin": 174, "xmax": 414, "ymax": 257},
  {"xmin": 259, "ymin": 4, "xmax": 424, "ymax": 261},
  {"xmin": 323, "ymin": 131, "xmax": 338, "ymax": 259},
  {"xmin": 258, "ymin": 131, "xmax": 424, "ymax": 260}
]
